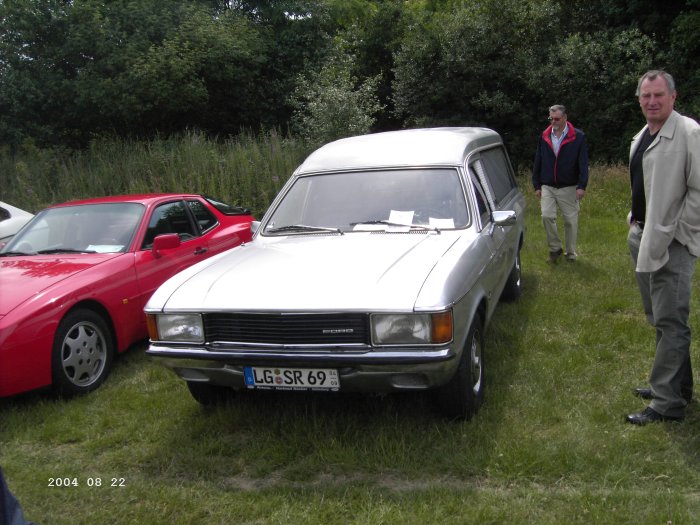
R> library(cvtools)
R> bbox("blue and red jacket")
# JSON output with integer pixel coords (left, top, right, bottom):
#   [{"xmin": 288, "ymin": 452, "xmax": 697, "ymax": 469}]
[{"xmin": 532, "ymin": 122, "xmax": 589, "ymax": 190}]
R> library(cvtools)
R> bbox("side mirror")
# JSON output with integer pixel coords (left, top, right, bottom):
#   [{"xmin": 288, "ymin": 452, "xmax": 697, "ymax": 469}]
[
  {"xmin": 492, "ymin": 210, "xmax": 517, "ymax": 227},
  {"xmin": 251, "ymin": 221, "xmax": 260, "ymax": 235},
  {"xmin": 152, "ymin": 233, "xmax": 181, "ymax": 258}
]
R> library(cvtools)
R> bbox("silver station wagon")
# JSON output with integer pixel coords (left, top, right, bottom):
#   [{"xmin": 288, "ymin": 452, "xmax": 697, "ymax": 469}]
[{"xmin": 145, "ymin": 128, "xmax": 525, "ymax": 419}]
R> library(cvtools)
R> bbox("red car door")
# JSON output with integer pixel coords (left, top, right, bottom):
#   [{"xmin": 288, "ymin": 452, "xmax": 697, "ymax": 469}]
[{"xmin": 132, "ymin": 200, "xmax": 210, "ymax": 321}]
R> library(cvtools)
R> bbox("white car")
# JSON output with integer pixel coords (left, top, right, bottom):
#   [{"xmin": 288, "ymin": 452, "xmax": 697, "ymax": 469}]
[
  {"xmin": 0, "ymin": 202, "xmax": 34, "ymax": 244},
  {"xmin": 145, "ymin": 128, "xmax": 525, "ymax": 419}
]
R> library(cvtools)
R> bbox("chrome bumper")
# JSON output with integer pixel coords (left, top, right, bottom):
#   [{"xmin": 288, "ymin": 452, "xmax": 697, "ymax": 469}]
[{"xmin": 146, "ymin": 344, "xmax": 459, "ymax": 392}]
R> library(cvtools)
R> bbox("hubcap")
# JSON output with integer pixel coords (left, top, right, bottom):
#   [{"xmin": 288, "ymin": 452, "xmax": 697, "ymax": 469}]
[
  {"xmin": 61, "ymin": 321, "xmax": 107, "ymax": 387},
  {"xmin": 470, "ymin": 329, "xmax": 482, "ymax": 395}
]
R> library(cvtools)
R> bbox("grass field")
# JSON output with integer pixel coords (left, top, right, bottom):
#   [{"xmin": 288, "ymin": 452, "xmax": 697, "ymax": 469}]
[{"xmin": 1, "ymin": 163, "xmax": 699, "ymax": 524}]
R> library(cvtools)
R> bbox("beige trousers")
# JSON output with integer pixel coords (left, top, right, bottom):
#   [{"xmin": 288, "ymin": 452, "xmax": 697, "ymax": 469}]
[{"xmin": 540, "ymin": 185, "xmax": 579, "ymax": 257}]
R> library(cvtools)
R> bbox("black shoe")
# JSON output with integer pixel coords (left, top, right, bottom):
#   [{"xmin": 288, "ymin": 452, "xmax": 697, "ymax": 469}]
[
  {"xmin": 548, "ymin": 248, "xmax": 563, "ymax": 263},
  {"xmin": 626, "ymin": 406, "xmax": 683, "ymax": 425},
  {"xmin": 633, "ymin": 387, "xmax": 692, "ymax": 403},
  {"xmin": 634, "ymin": 387, "xmax": 653, "ymax": 400}
]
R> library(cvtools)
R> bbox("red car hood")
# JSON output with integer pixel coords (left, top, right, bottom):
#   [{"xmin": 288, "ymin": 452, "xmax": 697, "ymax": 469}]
[{"xmin": 0, "ymin": 254, "xmax": 120, "ymax": 316}]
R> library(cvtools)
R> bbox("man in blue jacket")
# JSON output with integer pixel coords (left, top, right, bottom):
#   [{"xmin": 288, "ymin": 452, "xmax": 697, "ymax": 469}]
[{"xmin": 532, "ymin": 105, "xmax": 589, "ymax": 262}]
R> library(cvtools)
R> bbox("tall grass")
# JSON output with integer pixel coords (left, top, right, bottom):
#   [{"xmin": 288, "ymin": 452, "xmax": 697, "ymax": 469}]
[
  {"xmin": 0, "ymin": 130, "xmax": 310, "ymax": 218},
  {"xmin": 1, "ymin": 149, "xmax": 699, "ymax": 523}
]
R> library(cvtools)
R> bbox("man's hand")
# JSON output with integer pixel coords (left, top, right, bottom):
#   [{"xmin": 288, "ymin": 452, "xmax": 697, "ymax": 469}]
[
  {"xmin": 535, "ymin": 189, "xmax": 542, "ymax": 199},
  {"xmin": 576, "ymin": 189, "xmax": 586, "ymax": 201}
]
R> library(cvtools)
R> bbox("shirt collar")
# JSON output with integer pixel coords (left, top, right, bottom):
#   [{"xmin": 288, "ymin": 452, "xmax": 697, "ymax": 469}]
[{"xmin": 551, "ymin": 123, "xmax": 568, "ymax": 139}]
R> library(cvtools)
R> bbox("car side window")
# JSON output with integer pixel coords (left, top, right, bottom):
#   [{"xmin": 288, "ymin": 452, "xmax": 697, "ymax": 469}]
[
  {"xmin": 141, "ymin": 201, "xmax": 197, "ymax": 249},
  {"xmin": 469, "ymin": 169, "xmax": 492, "ymax": 230},
  {"xmin": 479, "ymin": 146, "xmax": 517, "ymax": 207},
  {"xmin": 188, "ymin": 200, "xmax": 218, "ymax": 233}
]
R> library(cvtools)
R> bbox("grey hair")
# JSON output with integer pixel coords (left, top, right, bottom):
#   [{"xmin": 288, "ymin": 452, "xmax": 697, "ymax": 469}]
[
  {"xmin": 636, "ymin": 70, "xmax": 676, "ymax": 96},
  {"xmin": 549, "ymin": 105, "xmax": 567, "ymax": 115}
]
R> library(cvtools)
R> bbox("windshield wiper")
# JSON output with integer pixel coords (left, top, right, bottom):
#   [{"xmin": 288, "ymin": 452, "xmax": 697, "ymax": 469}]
[
  {"xmin": 0, "ymin": 251, "xmax": 35, "ymax": 257},
  {"xmin": 349, "ymin": 220, "xmax": 440, "ymax": 233},
  {"xmin": 265, "ymin": 224, "xmax": 344, "ymax": 235},
  {"xmin": 36, "ymin": 248, "xmax": 98, "ymax": 254}
]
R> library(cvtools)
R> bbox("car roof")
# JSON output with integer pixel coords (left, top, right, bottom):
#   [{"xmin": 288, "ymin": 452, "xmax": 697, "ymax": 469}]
[
  {"xmin": 49, "ymin": 193, "xmax": 201, "ymax": 208},
  {"xmin": 0, "ymin": 201, "xmax": 34, "ymax": 218},
  {"xmin": 295, "ymin": 127, "xmax": 502, "ymax": 174}
]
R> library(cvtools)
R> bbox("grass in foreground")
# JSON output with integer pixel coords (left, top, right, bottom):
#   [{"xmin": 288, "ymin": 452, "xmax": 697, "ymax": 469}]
[{"xmin": 1, "ymin": 164, "xmax": 699, "ymax": 524}]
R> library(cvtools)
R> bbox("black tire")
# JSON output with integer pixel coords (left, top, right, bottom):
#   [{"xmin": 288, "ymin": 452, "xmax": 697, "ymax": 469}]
[
  {"xmin": 52, "ymin": 308, "xmax": 113, "ymax": 396},
  {"xmin": 501, "ymin": 247, "xmax": 522, "ymax": 302},
  {"xmin": 186, "ymin": 381, "xmax": 234, "ymax": 406},
  {"xmin": 434, "ymin": 313, "xmax": 485, "ymax": 420}
]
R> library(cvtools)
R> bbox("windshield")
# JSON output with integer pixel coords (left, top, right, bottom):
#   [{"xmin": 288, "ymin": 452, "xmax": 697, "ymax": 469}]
[
  {"xmin": 264, "ymin": 169, "xmax": 469, "ymax": 234},
  {"xmin": 1, "ymin": 203, "xmax": 145, "ymax": 255}
]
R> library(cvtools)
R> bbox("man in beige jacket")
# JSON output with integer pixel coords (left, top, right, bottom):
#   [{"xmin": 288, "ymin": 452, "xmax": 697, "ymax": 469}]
[{"xmin": 626, "ymin": 70, "xmax": 700, "ymax": 425}]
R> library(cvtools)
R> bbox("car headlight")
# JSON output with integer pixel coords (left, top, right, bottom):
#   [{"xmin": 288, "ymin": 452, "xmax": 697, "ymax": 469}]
[
  {"xmin": 147, "ymin": 314, "xmax": 204, "ymax": 343},
  {"xmin": 371, "ymin": 311, "xmax": 453, "ymax": 346}
]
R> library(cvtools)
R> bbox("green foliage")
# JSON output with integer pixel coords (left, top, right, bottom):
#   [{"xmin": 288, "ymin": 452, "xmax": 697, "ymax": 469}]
[
  {"xmin": 0, "ymin": 131, "xmax": 310, "ymax": 219},
  {"xmin": 533, "ymin": 28, "xmax": 655, "ymax": 161},
  {"xmin": 669, "ymin": 9, "xmax": 700, "ymax": 118},
  {"xmin": 290, "ymin": 48, "xmax": 384, "ymax": 147},
  {"xmin": 391, "ymin": 0, "xmax": 674, "ymax": 164},
  {"xmin": 393, "ymin": 0, "xmax": 557, "ymax": 166}
]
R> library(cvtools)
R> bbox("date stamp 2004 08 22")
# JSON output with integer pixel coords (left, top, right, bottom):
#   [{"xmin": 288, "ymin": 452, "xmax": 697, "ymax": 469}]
[{"xmin": 47, "ymin": 477, "xmax": 126, "ymax": 487}]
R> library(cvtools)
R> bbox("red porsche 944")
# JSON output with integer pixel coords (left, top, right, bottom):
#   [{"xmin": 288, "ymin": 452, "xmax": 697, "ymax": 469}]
[{"xmin": 0, "ymin": 194, "xmax": 254, "ymax": 398}]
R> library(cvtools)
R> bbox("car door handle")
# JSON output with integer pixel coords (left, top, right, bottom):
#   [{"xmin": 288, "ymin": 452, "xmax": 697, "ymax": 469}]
[{"xmin": 193, "ymin": 247, "xmax": 208, "ymax": 255}]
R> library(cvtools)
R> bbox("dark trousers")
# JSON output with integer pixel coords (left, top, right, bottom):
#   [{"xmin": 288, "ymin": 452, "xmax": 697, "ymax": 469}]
[{"xmin": 628, "ymin": 225, "xmax": 695, "ymax": 417}]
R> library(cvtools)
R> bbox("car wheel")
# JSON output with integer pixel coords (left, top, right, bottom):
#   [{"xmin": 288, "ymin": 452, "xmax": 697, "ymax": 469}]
[
  {"xmin": 52, "ymin": 309, "xmax": 113, "ymax": 396},
  {"xmin": 434, "ymin": 313, "xmax": 484, "ymax": 420},
  {"xmin": 501, "ymin": 247, "xmax": 522, "ymax": 301},
  {"xmin": 186, "ymin": 381, "xmax": 234, "ymax": 406}
]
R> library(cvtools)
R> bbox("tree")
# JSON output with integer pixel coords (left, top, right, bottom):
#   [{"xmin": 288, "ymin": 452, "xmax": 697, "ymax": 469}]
[
  {"xmin": 0, "ymin": 1, "xmax": 271, "ymax": 146},
  {"xmin": 392, "ymin": 0, "xmax": 558, "ymax": 166},
  {"xmin": 290, "ymin": 48, "xmax": 383, "ymax": 147},
  {"xmin": 529, "ymin": 28, "xmax": 655, "ymax": 161},
  {"xmin": 669, "ymin": 8, "xmax": 700, "ymax": 120}
]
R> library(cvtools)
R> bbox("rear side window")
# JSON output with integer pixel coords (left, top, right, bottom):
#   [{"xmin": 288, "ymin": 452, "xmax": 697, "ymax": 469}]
[
  {"xmin": 479, "ymin": 146, "xmax": 516, "ymax": 207},
  {"xmin": 188, "ymin": 200, "xmax": 218, "ymax": 233},
  {"xmin": 469, "ymin": 171, "xmax": 492, "ymax": 230}
]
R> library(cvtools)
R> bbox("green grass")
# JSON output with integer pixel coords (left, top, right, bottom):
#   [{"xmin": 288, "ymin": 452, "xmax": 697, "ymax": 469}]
[
  {"xmin": 2, "ymin": 162, "xmax": 699, "ymax": 524},
  {"xmin": 0, "ymin": 130, "xmax": 309, "ymax": 219}
]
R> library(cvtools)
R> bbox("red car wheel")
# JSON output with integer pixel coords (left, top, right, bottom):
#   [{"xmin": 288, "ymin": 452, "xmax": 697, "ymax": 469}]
[{"xmin": 52, "ymin": 309, "xmax": 114, "ymax": 396}]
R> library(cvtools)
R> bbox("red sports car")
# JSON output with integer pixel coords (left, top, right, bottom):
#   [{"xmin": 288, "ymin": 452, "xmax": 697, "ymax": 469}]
[{"xmin": 0, "ymin": 194, "xmax": 254, "ymax": 397}]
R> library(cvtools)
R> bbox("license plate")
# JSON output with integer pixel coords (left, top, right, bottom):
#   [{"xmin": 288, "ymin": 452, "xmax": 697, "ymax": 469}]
[{"xmin": 244, "ymin": 366, "xmax": 340, "ymax": 391}]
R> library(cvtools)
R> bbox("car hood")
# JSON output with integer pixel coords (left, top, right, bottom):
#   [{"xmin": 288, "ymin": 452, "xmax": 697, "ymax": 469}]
[
  {"xmin": 0, "ymin": 254, "xmax": 121, "ymax": 315},
  {"xmin": 155, "ymin": 233, "xmax": 460, "ymax": 312}
]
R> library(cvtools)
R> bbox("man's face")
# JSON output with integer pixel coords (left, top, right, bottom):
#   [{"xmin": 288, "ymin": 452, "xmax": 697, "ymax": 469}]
[
  {"xmin": 549, "ymin": 111, "xmax": 566, "ymax": 132},
  {"xmin": 639, "ymin": 76, "xmax": 676, "ymax": 126}
]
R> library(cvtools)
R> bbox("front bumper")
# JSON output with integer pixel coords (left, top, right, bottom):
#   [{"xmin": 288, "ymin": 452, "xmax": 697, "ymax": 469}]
[{"xmin": 146, "ymin": 344, "xmax": 459, "ymax": 392}]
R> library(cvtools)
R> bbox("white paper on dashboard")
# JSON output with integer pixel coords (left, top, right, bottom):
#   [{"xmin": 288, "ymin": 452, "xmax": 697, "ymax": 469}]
[
  {"xmin": 429, "ymin": 218, "xmax": 455, "ymax": 229},
  {"xmin": 86, "ymin": 245, "xmax": 122, "ymax": 253},
  {"xmin": 388, "ymin": 210, "xmax": 414, "ymax": 231},
  {"xmin": 389, "ymin": 210, "xmax": 414, "ymax": 224}
]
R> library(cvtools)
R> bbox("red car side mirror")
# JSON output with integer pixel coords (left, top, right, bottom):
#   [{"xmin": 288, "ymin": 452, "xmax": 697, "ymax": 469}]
[{"xmin": 152, "ymin": 233, "xmax": 181, "ymax": 258}]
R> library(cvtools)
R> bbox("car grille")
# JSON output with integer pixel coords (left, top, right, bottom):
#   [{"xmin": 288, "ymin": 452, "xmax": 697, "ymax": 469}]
[{"xmin": 203, "ymin": 313, "xmax": 370, "ymax": 345}]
